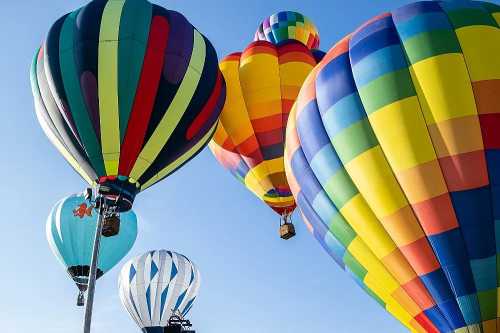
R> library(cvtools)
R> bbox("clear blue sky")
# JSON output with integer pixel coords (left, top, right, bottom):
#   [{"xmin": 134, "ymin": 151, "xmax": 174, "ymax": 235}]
[{"xmin": 0, "ymin": 0, "xmax": 433, "ymax": 332}]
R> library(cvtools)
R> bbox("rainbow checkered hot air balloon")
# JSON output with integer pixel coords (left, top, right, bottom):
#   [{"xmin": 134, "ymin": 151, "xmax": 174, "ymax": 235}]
[
  {"xmin": 210, "ymin": 22, "xmax": 324, "ymax": 238},
  {"xmin": 31, "ymin": 0, "xmax": 225, "ymax": 211},
  {"xmin": 285, "ymin": 1, "xmax": 500, "ymax": 332},
  {"xmin": 254, "ymin": 11, "xmax": 320, "ymax": 50}
]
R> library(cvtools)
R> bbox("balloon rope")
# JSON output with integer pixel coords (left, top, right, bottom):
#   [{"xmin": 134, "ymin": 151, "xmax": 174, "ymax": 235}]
[{"xmin": 82, "ymin": 197, "xmax": 107, "ymax": 333}]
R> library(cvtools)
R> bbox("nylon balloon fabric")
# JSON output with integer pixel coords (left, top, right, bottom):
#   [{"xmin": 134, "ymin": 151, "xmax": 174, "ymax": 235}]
[
  {"xmin": 30, "ymin": 0, "xmax": 225, "ymax": 208},
  {"xmin": 210, "ymin": 40, "xmax": 323, "ymax": 217},
  {"xmin": 46, "ymin": 193, "xmax": 137, "ymax": 292},
  {"xmin": 254, "ymin": 11, "xmax": 320, "ymax": 50},
  {"xmin": 118, "ymin": 250, "xmax": 200, "ymax": 332},
  {"xmin": 285, "ymin": 1, "xmax": 500, "ymax": 332}
]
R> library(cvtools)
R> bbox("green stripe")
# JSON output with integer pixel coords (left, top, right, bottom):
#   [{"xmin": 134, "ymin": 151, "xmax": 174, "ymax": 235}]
[
  {"xmin": 59, "ymin": 10, "xmax": 105, "ymax": 176},
  {"xmin": 131, "ymin": 29, "xmax": 207, "ymax": 181},
  {"xmin": 480, "ymin": 2, "xmax": 500, "ymax": 15},
  {"xmin": 98, "ymin": 0, "xmax": 126, "ymax": 175},
  {"xmin": 324, "ymin": 169, "xmax": 358, "ymax": 208},
  {"xmin": 343, "ymin": 251, "xmax": 368, "ymax": 282},
  {"xmin": 358, "ymin": 69, "xmax": 416, "ymax": 114},
  {"xmin": 445, "ymin": 8, "xmax": 498, "ymax": 29},
  {"xmin": 331, "ymin": 119, "xmax": 379, "ymax": 164},
  {"xmin": 118, "ymin": 0, "xmax": 152, "ymax": 142},
  {"xmin": 329, "ymin": 212, "xmax": 356, "ymax": 247},
  {"xmin": 402, "ymin": 29, "xmax": 461, "ymax": 64},
  {"xmin": 477, "ymin": 289, "xmax": 497, "ymax": 320}
]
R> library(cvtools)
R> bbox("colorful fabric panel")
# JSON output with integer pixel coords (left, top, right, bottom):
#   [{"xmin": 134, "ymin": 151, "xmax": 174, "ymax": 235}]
[
  {"xmin": 210, "ymin": 40, "xmax": 321, "ymax": 216},
  {"xmin": 285, "ymin": 1, "xmax": 500, "ymax": 332}
]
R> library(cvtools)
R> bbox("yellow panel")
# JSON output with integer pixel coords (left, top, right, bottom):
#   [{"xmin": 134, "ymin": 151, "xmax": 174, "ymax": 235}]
[
  {"xmin": 244, "ymin": 158, "xmax": 284, "ymax": 190},
  {"xmin": 368, "ymin": 96, "xmax": 436, "ymax": 171},
  {"xmin": 241, "ymin": 86, "xmax": 282, "ymax": 104},
  {"xmin": 348, "ymin": 237, "xmax": 399, "ymax": 292},
  {"xmin": 218, "ymin": 60, "xmax": 255, "ymax": 145},
  {"xmin": 493, "ymin": 13, "xmax": 500, "ymax": 26},
  {"xmin": 363, "ymin": 273, "xmax": 394, "ymax": 300},
  {"xmin": 278, "ymin": 62, "xmax": 314, "ymax": 86},
  {"xmin": 98, "ymin": 0, "xmax": 125, "ymax": 175},
  {"xmin": 340, "ymin": 193, "xmax": 396, "ymax": 258},
  {"xmin": 240, "ymin": 173, "xmax": 269, "ymax": 200},
  {"xmin": 456, "ymin": 26, "xmax": 500, "ymax": 81},
  {"xmin": 410, "ymin": 53, "xmax": 478, "ymax": 124},
  {"xmin": 386, "ymin": 301, "xmax": 413, "ymax": 328},
  {"xmin": 240, "ymin": 54, "xmax": 280, "ymax": 91},
  {"xmin": 345, "ymin": 146, "xmax": 409, "ymax": 217}
]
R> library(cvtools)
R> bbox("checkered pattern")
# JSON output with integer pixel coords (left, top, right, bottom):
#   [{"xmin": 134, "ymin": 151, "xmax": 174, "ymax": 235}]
[
  {"xmin": 285, "ymin": 1, "xmax": 500, "ymax": 332},
  {"xmin": 254, "ymin": 11, "xmax": 320, "ymax": 50}
]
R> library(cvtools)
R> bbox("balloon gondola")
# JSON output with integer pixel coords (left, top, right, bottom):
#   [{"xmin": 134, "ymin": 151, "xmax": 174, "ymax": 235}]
[{"xmin": 31, "ymin": 0, "xmax": 224, "ymax": 331}]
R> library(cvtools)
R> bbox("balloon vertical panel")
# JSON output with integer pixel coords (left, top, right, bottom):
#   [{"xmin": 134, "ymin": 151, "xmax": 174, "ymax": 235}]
[{"xmin": 286, "ymin": 1, "xmax": 500, "ymax": 332}]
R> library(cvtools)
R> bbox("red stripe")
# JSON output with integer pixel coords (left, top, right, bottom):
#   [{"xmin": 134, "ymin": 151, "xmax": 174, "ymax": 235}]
[
  {"xmin": 480, "ymin": 113, "xmax": 500, "ymax": 149},
  {"xmin": 119, "ymin": 16, "xmax": 170, "ymax": 176},
  {"xmin": 414, "ymin": 312, "xmax": 439, "ymax": 333},
  {"xmin": 186, "ymin": 70, "xmax": 223, "ymax": 140}
]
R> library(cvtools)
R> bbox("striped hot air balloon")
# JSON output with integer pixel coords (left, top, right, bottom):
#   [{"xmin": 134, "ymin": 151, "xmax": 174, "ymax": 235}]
[
  {"xmin": 285, "ymin": 1, "xmax": 500, "ymax": 332},
  {"xmin": 31, "ymin": 0, "xmax": 225, "ymax": 211},
  {"xmin": 118, "ymin": 250, "xmax": 200, "ymax": 332},
  {"xmin": 209, "ymin": 39, "xmax": 324, "ymax": 239}
]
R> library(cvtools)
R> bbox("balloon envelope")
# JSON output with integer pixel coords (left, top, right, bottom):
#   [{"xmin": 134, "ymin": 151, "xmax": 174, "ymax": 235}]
[
  {"xmin": 119, "ymin": 250, "xmax": 200, "ymax": 332},
  {"xmin": 46, "ymin": 193, "xmax": 137, "ymax": 291},
  {"xmin": 31, "ymin": 0, "xmax": 225, "ymax": 210},
  {"xmin": 254, "ymin": 11, "xmax": 320, "ymax": 50},
  {"xmin": 285, "ymin": 1, "xmax": 500, "ymax": 332},
  {"xmin": 209, "ymin": 40, "xmax": 323, "ymax": 218}
]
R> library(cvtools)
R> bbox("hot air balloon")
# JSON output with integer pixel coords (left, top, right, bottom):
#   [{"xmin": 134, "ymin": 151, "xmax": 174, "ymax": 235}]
[
  {"xmin": 209, "ymin": 12, "xmax": 323, "ymax": 240},
  {"xmin": 47, "ymin": 193, "xmax": 137, "ymax": 306},
  {"xmin": 31, "ymin": 0, "xmax": 224, "ymax": 330},
  {"xmin": 119, "ymin": 250, "xmax": 200, "ymax": 333},
  {"xmin": 285, "ymin": 1, "xmax": 500, "ymax": 332},
  {"xmin": 254, "ymin": 11, "xmax": 320, "ymax": 50}
]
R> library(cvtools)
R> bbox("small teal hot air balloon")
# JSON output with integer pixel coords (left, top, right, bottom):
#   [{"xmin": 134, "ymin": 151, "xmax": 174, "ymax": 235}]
[{"xmin": 47, "ymin": 193, "xmax": 137, "ymax": 305}]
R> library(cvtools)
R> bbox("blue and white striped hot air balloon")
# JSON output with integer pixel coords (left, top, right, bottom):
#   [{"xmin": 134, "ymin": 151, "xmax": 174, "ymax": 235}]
[
  {"xmin": 118, "ymin": 250, "xmax": 201, "ymax": 332},
  {"xmin": 46, "ymin": 193, "xmax": 138, "ymax": 305}
]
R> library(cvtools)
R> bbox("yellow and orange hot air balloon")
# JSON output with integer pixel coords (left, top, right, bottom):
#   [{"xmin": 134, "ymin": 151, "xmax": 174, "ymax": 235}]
[{"xmin": 209, "ymin": 12, "xmax": 324, "ymax": 239}]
